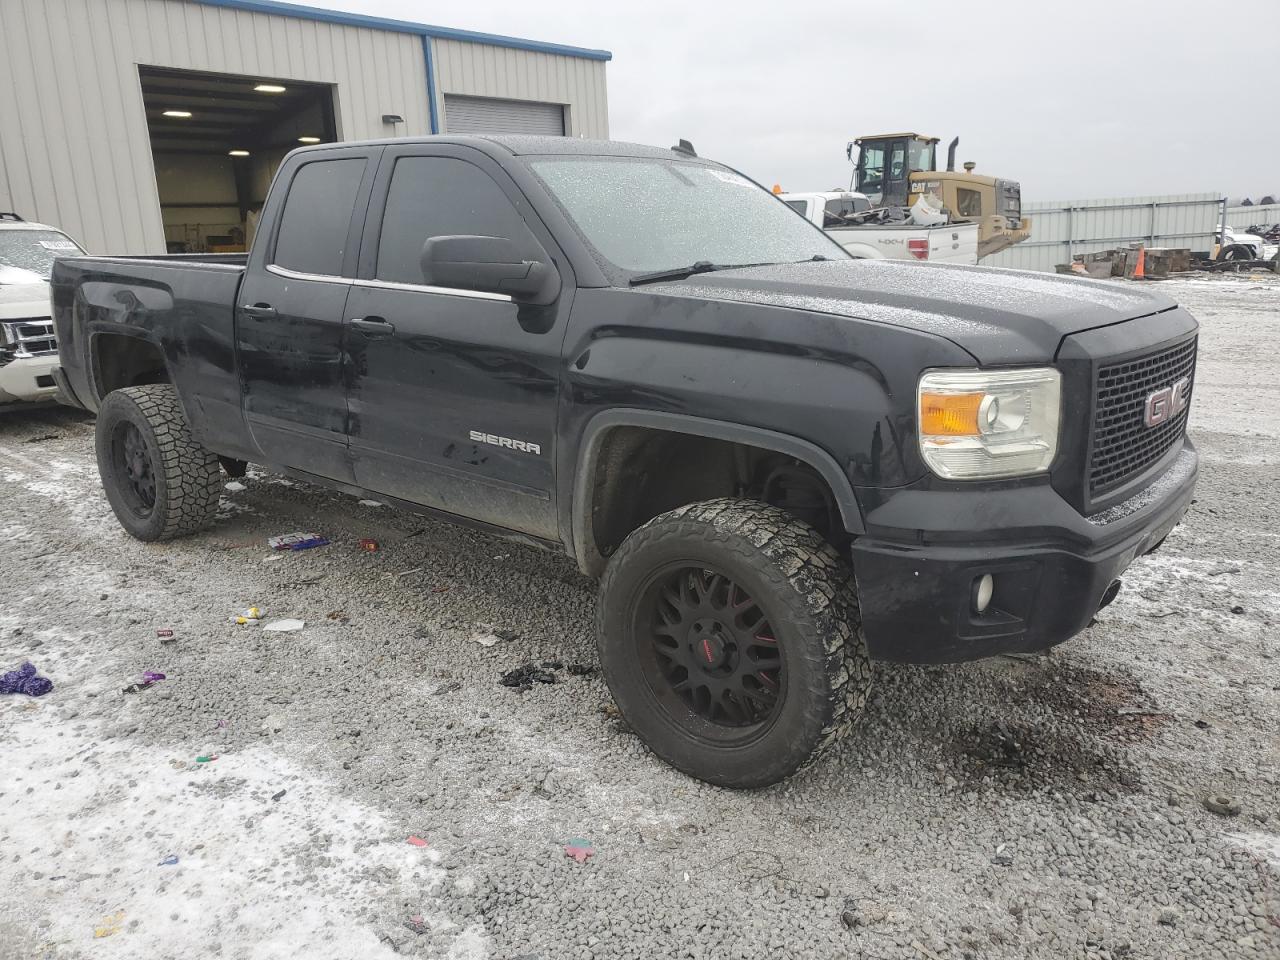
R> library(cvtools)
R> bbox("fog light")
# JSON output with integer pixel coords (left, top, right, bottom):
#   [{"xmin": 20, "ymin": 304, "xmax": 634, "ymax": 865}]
[{"xmin": 972, "ymin": 574, "xmax": 994, "ymax": 613}]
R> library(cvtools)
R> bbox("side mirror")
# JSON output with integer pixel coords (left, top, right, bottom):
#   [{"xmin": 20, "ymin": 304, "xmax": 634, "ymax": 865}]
[{"xmin": 420, "ymin": 235, "xmax": 556, "ymax": 304}]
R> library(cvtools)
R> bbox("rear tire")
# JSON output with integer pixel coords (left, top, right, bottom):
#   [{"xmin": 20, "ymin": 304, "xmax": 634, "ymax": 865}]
[
  {"xmin": 1217, "ymin": 243, "xmax": 1255, "ymax": 262},
  {"xmin": 596, "ymin": 498, "xmax": 871, "ymax": 788},
  {"xmin": 95, "ymin": 384, "xmax": 221, "ymax": 541}
]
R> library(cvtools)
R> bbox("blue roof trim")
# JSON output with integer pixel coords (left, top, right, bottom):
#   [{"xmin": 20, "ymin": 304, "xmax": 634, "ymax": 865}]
[{"xmin": 195, "ymin": 0, "xmax": 613, "ymax": 61}]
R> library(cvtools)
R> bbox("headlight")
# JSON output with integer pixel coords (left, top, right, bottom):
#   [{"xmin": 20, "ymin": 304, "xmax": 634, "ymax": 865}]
[{"xmin": 917, "ymin": 367, "xmax": 1061, "ymax": 479}]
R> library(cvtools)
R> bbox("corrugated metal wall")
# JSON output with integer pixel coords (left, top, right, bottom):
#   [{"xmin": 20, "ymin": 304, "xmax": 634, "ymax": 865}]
[
  {"xmin": 0, "ymin": 0, "xmax": 609, "ymax": 255},
  {"xmin": 0, "ymin": 0, "xmax": 431, "ymax": 254},
  {"xmin": 984, "ymin": 194, "xmax": 1224, "ymax": 272},
  {"xmin": 1224, "ymin": 204, "xmax": 1280, "ymax": 228},
  {"xmin": 432, "ymin": 37, "xmax": 609, "ymax": 139}
]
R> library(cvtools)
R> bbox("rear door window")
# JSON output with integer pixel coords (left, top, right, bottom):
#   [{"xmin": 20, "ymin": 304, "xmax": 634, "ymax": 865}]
[
  {"xmin": 273, "ymin": 158, "xmax": 367, "ymax": 276},
  {"xmin": 825, "ymin": 197, "xmax": 870, "ymax": 217},
  {"xmin": 376, "ymin": 156, "xmax": 537, "ymax": 285}
]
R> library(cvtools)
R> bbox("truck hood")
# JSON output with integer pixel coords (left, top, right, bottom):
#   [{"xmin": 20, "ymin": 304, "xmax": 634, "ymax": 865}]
[
  {"xmin": 644, "ymin": 258, "xmax": 1178, "ymax": 364},
  {"xmin": 0, "ymin": 277, "xmax": 52, "ymax": 320},
  {"xmin": 0, "ymin": 265, "xmax": 46, "ymax": 286}
]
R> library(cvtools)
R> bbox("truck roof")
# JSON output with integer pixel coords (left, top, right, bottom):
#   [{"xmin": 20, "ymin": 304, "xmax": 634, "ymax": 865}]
[
  {"xmin": 0, "ymin": 218, "xmax": 66, "ymax": 233},
  {"xmin": 291, "ymin": 134, "xmax": 698, "ymax": 162},
  {"xmin": 780, "ymin": 191, "xmax": 870, "ymax": 202}
]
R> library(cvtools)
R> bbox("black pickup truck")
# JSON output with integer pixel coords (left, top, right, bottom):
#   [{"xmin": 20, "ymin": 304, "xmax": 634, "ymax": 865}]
[{"xmin": 51, "ymin": 136, "xmax": 1198, "ymax": 787}]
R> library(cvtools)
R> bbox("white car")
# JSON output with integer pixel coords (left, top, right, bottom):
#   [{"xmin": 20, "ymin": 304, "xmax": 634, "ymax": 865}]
[
  {"xmin": 780, "ymin": 190, "xmax": 979, "ymax": 265},
  {"xmin": 0, "ymin": 214, "xmax": 86, "ymax": 409}
]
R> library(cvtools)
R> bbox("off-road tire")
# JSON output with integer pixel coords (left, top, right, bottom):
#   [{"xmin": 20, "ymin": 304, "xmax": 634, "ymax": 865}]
[
  {"xmin": 596, "ymin": 498, "xmax": 872, "ymax": 788},
  {"xmin": 95, "ymin": 384, "xmax": 221, "ymax": 541}
]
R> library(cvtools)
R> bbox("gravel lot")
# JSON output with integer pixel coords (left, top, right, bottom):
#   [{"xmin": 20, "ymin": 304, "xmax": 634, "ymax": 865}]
[{"xmin": 1, "ymin": 275, "xmax": 1277, "ymax": 960}]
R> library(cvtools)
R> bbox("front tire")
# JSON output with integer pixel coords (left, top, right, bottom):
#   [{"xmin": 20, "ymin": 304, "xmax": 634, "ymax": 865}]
[
  {"xmin": 596, "ymin": 499, "xmax": 871, "ymax": 788},
  {"xmin": 95, "ymin": 384, "xmax": 221, "ymax": 541}
]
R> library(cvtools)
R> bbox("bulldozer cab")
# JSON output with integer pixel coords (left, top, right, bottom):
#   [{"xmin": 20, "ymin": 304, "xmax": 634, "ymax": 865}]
[{"xmin": 849, "ymin": 134, "xmax": 938, "ymax": 207}]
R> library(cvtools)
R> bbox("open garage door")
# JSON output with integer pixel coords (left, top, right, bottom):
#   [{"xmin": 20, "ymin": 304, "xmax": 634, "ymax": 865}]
[
  {"xmin": 443, "ymin": 95, "xmax": 565, "ymax": 136},
  {"xmin": 139, "ymin": 66, "xmax": 336, "ymax": 254}
]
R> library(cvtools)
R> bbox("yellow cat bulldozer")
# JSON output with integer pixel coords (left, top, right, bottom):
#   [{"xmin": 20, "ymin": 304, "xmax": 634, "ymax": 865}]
[{"xmin": 847, "ymin": 133, "xmax": 1032, "ymax": 260}]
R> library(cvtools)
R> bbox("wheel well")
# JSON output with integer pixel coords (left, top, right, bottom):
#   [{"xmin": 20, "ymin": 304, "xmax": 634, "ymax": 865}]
[
  {"xmin": 580, "ymin": 426, "xmax": 847, "ymax": 575},
  {"xmin": 94, "ymin": 333, "xmax": 169, "ymax": 398}
]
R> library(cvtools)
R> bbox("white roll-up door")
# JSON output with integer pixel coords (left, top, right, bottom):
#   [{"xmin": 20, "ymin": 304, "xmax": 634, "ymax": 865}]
[{"xmin": 442, "ymin": 95, "xmax": 566, "ymax": 136}]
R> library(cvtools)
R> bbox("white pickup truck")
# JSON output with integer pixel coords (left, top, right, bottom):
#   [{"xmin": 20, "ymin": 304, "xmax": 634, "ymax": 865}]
[
  {"xmin": 780, "ymin": 190, "xmax": 979, "ymax": 265},
  {"xmin": 0, "ymin": 214, "xmax": 86, "ymax": 410},
  {"xmin": 1218, "ymin": 225, "xmax": 1278, "ymax": 262}
]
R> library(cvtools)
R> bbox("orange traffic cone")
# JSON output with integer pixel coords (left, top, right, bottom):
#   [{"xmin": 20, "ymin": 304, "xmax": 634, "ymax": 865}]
[{"xmin": 1132, "ymin": 246, "xmax": 1146, "ymax": 280}]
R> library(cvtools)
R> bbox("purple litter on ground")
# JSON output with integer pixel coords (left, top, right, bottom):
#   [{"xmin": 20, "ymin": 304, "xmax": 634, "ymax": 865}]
[
  {"xmin": 0, "ymin": 662, "xmax": 53, "ymax": 697},
  {"xmin": 142, "ymin": 671, "xmax": 166, "ymax": 684}
]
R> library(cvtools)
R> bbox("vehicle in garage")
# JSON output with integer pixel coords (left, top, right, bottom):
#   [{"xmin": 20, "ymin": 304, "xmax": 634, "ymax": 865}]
[
  {"xmin": 50, "ymin": 136, "xmax": 1199, "ymax": 788},
  {"xmin": 0, "ymin": 214, "xmax": 85, "ymax": 410}
]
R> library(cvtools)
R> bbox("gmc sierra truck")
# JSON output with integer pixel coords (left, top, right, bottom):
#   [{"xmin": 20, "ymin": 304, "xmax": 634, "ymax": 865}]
[{"xmin": 50, "ymin": 136, "xmax": 1198, "ymax": 788}]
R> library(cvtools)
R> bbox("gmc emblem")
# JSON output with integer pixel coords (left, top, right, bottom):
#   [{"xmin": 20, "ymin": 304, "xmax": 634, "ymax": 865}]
[{"xmin": 1143, "ymin": 376, "xmax": 1190, "ymax": 427}]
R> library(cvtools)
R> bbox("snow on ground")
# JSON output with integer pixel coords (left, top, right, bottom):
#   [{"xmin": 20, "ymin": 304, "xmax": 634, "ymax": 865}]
[{"xmin": 0, "ymin": 615, "xmax": 485, "ymax": 960}]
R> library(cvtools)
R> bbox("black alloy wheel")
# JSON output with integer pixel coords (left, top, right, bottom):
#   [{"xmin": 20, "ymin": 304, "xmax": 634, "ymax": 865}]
[
  {"xmin": 640, "ymin": 565, "xmax": 783, "ymax": 738},
  {"xmin": 111, "ymin": 420, "xmax": 157, "ymax": 516}
]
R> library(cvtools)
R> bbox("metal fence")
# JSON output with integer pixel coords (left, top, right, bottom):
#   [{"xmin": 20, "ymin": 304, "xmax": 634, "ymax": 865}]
[
  {"xmin": 984, "ymin": 193, "xmax": 1223, "ymax": 272},
  {"xmin": 1224, "ymin": 203, "xmax": 1280, "ymax": 229}
]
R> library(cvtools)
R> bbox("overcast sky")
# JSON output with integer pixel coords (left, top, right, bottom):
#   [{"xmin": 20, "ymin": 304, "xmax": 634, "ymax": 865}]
[{"xmin": 294, "ymin": 0, "xmax": 1278, "ymax": 203}]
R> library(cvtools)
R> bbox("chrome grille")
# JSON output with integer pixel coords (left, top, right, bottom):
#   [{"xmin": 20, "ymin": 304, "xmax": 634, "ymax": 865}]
[
  {"xmin": 1, "ymin": 318, "xmax": 57, "ymax": 356},
  {"xmin": 1089, "ymin": 336, "xmax": 1196, "ymax": 499}
]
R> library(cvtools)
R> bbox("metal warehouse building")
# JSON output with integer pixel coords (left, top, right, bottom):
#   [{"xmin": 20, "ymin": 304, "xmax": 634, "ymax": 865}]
[{"xmin": 0, "ymin": 0, "xmax": 611, "ymax": 255}]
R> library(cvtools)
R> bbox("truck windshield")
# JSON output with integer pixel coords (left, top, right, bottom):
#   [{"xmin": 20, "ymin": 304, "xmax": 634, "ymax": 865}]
[
  {"xmin": 0, "ymin": 230, "xmax": 85, "ymax": 280},
  {"xmin": 529, "ymin": 157, "xmax": 847, "ymax": 275}
]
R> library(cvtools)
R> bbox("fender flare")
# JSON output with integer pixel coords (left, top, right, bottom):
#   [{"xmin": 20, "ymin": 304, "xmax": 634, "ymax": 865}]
[
  {"xmin": 570, "ymin": 409, "xmax": 866, "ymax": 576},
  {"xmin": 86, "ymin": 324, "xmax": 169, "ymax": 403}
]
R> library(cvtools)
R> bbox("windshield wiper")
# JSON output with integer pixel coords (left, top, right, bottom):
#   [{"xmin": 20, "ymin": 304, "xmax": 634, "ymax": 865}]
[{"xmin": 628, "ymin": 260, "xmax": 772, "ymax": 286}]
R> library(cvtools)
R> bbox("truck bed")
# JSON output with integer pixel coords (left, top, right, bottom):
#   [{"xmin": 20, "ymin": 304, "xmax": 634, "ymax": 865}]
[
  {"xmin": 826, "ymin": 220, "xmax": 980, "ymax": 265},
  {"xmin": 116, "ymin": 252, "xmax": 249, "ymax": 266},
  {"xmin": 50, "ymin": 254, "xmax": 249, "ymax": 453}
]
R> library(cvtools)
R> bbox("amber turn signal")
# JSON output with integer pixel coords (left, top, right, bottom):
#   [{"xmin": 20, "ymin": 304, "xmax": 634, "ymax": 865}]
[{"xmin": 919, "ymin": 391, "xmax": 984, "ymax": 437}]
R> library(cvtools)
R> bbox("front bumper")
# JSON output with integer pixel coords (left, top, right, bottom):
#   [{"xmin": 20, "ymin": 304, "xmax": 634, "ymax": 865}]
[
  {"xmin": 851, "ymin": 440, "xmax": 1198, "ymax": 663},
  {"xmin": 0, "ymin": 354, "xmax": 59, "ymax": 405}
]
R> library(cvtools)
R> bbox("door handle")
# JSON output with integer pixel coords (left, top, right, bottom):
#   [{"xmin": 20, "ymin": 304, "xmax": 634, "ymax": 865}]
[
  {"xmin": 241, "ymin": 303, "xmax": 277, "ymax": 319},
  {"xmin": 350, "ymin": 317, "xmax": 396, "ymax": 338}
]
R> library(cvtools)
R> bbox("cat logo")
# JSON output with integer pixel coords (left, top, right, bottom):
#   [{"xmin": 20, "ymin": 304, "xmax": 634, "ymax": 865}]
[{"xmin": 469, "ymin": 430, "xmax": 542, "ymax": 455}]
